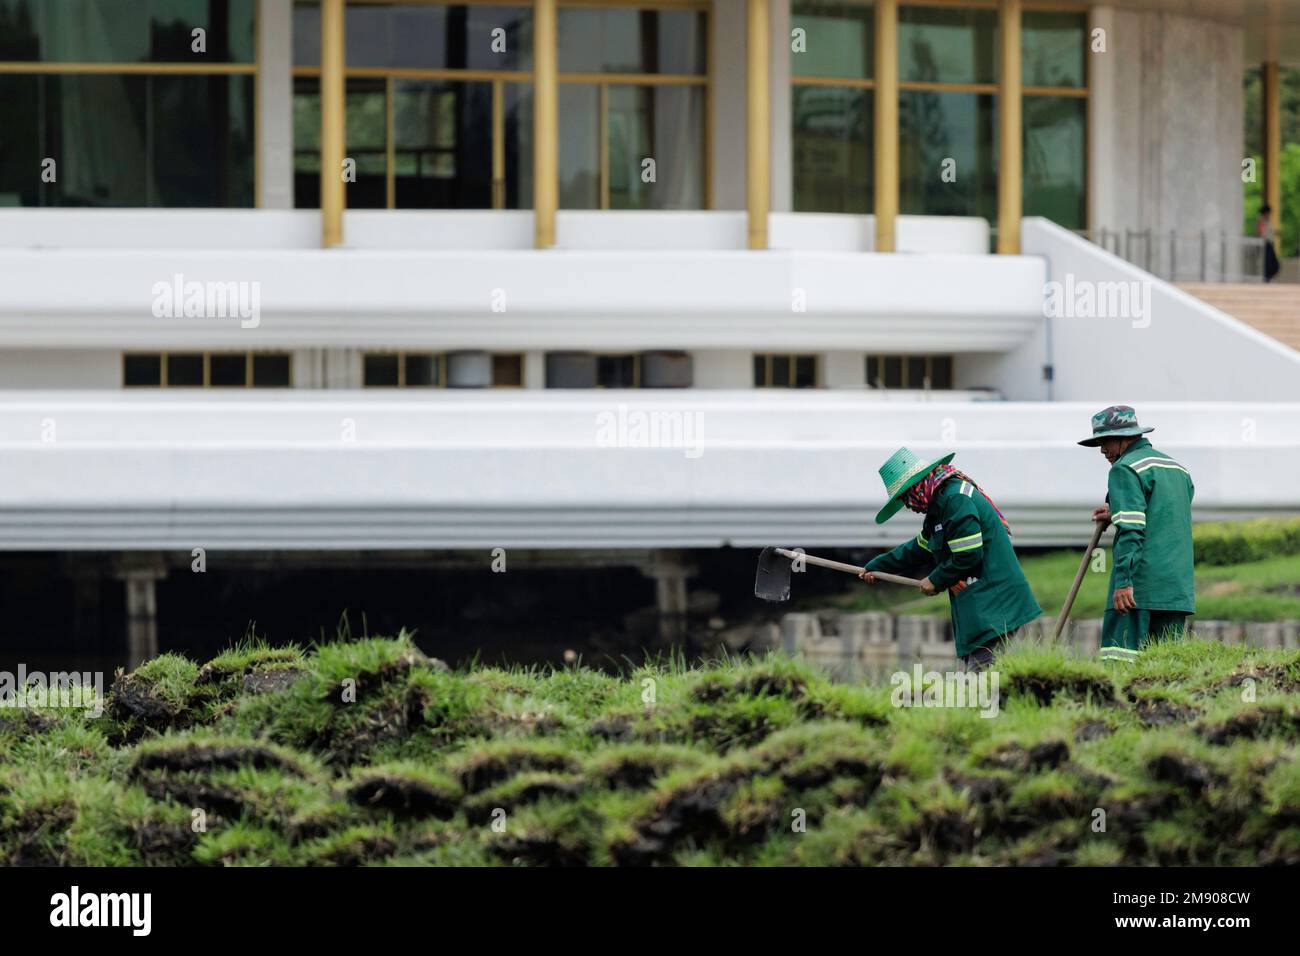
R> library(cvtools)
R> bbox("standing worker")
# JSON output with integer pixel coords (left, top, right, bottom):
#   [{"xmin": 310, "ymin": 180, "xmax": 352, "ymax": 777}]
[
  {"xmin": 1078, "ymin": 406, "xmax": 1195, "ymax": 662},
  {"xmin": 860, "ymin": 447, "xmax": 1041, "ymax": 672}
]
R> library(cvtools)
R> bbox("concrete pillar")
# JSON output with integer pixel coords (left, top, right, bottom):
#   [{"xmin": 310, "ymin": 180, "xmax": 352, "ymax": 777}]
[
  {"xmin": 996, "ymin": 0, "xmax": 1023, "ymax": 254},
  {"xmin": 873, "ymin": 0, "xmax": 898, "ymax": 252},
  {"xmin": 533, "ymin": 0, "xmax": 559, "ymax": 248},
  {"xmin": 319, "ymin": 0, "xmax": 345, "ymax": 247},
  {"xmin": 644, "ymin": 549, "xmax": 693, "ymax": 642},
  {"xmin": 524, "ymin": 351, "xmax": 546, "ymax": 389},
  {"xmin": 746, "ymin": 0, "xmax": 771, "ymax": 248},
  {"xmin": 120, "ymin": 565, "xmax": 167, "ymax": 669},
  {"xmin": 257, "ymin": 0, "xmax": 294, "ymax": 209}
]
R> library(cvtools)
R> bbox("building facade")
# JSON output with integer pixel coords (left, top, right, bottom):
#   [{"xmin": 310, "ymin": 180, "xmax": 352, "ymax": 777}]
[{"xmin": 1, "ymin": 0, "xmax": 1299, "ymax": 663}]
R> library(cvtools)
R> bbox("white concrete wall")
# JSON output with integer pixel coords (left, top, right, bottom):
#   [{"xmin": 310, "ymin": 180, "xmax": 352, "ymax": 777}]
[
  {"xmin": 0, "ymin": 351, "xmax": 120, "ymax": 389},
  {"xmin": 1, "ymin": 392, "xmax": 1296, "ymax": 550},
  {"xmin": 1089, "ymin": 6, "xmax": 1244, "ymax": 239},
  {"xmin": 1018, "ymin": 217, "xmax": 1300, "ymax": 403}
]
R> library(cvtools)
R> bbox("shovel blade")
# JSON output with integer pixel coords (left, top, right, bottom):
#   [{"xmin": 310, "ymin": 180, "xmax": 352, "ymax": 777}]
[{"xmin": 754, "ymin": 546, "xmax": 793, "ymax": 602}]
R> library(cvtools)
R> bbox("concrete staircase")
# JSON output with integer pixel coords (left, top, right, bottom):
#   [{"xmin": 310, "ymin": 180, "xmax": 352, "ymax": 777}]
[{"xmin": 1179, "ymin": 283, "xmax": 1300, "ymax": 351}]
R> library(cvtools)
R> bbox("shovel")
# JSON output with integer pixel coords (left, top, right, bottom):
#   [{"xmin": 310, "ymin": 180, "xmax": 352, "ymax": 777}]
[
  {"xmin": 754, "ymin": 547, "xmax": 924, "ymax": 602},
  {"xmin": 1051, "ymin": 519, "xmax": 1108, "ymax": 641}
]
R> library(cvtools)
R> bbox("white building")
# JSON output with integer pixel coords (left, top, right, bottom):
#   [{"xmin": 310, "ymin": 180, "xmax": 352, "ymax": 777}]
[{"xmin": 1, "ymin": 0, "xmax": 1299, "ymax": 663}]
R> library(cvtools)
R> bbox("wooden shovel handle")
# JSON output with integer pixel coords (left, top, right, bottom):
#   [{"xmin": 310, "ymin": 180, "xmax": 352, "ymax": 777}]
[
  {"xmin": 774, "ymin": 549, "xmax": 925, "ymax": 589},
  {"xmin": 1052, "ymin": 519, "xmax": 1108, "ymax": 641}
]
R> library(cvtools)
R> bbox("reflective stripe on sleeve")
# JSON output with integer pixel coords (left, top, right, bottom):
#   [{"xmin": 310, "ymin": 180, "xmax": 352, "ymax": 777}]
[{"xmin": 948, "ymin": 531, "xmax": 983, "ymax": 553}]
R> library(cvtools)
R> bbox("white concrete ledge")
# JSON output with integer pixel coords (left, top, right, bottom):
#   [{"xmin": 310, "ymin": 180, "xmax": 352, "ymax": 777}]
[{"xmin": 0, "ymin": 392, "xmax": 1295, "ymax": 550}]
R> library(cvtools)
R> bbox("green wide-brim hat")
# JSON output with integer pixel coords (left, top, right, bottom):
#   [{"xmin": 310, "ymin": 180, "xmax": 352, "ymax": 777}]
[
  {"xmin": 1077, "ymin": 405, "xmax": 1155, "ymax": 447},
  {"xmin": 874, "ymin": 446, "xmax": 956, "ymax": 524}
]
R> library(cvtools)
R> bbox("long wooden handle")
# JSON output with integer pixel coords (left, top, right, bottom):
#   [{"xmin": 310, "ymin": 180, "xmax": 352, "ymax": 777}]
[
  {"xmin": 775, "ymin": 549, "xmax": 925, "ymax": 589},
  {"xmin": 1052, "ymin": 519, "xmax": 1107, "ymax": 641}
]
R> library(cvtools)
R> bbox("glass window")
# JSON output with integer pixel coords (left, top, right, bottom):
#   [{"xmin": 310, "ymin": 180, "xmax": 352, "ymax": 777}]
[
  {"xmin": 405, "ymin": 354, "xmax": 440, "ymax": 386},
  {"xmin": 504, "ymin": 83, "xmax": 534, "ymax": 209},
  {"xmin": 930, "ymin": 355, "xmax": 953, "ymax": 389},
  {"xmin": 167, "ymin": 353, "xmax": 204, "ymax": 387},
  {"xmin": 492, "ymin": 354, "xmax": 524, "ymax": 387},
  {"xmin": 791, "ymin": 1, "xmax": 873, "ymax": 81},
  {"xmin": 793, "ymin": 86, "xmax": 873, "ymax": 213},
  {"xmin": 558, "ymin": 8, "xmax": 706, "ymax": 75},
  {"xmin": 394, "ymin": 79, "xmax": 494, "ymax": 208},
  {"xmin": 252, "ymin": 354, "xmax": 292, "ymax": 388},
  {"xmin": 560, "ymin": 84, "xmax": 601, "ymax": 208},
  {"xmin": 1022, "ymin": 11, "xmax": 1085, "ymax": 89},
  {"xmin": 755, "ymin": 354, "xmax": 818, "ymax": 388},
  {"xmin": 597, "ymin": 355, "xmax": 637, "ymax": 388},
  {"xmin": 607, "ymin": 85, "xmax": 705, "ymax": 209},
  {"xmin": 209, "ymin": 353, "xmax": 247, "ymax": 387},
  {"xmin": 364, "ymin": 354, "xmax": 400, "ymax": 387},
  {"xmin": 899, "ymin": 90, "xmax": 998, "ymax": 221},
  {"xmin": 4, "ymin": 0, "xmax": 255, "ymax": 64},
  {"xmin": 1023, "ymin": 95, "xmax": 1086, "ymax": 230},
  {"xmin": 0, "ymin": 73, "xmax": 253, "ymax": 207},
  {"xmin": 292, "ymin": 77, "xmax": 322, "ymax": 208},
  {"xmin": 294, "ymin": 3, "xmax": 533, "ymax": 71},
  {"xmin": 899, "ymin": 5, "xmax": 996, "ymax": 86},
  {"xmin": 124, "ymin": 354, "xmax": 163, "ymax": 387},
  {"xmin": 347, "ymin": 78, "xmax": 388, "ymax": 209}
]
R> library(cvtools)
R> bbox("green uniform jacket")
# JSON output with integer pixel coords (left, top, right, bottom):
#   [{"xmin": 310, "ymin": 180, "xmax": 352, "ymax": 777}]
[
  {"xmin": 866, "ymin": 477, "xmax": 1042, "ymax": 657},
  {"xmin": 1105, "ymin": 438, "xmax": 1196, "ymax": 613}
]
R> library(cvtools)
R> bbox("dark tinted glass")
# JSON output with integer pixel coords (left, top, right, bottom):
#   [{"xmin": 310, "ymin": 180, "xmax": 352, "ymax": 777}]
[
  {"xmin": 295, "ymin": 3, "xmax": 532, "ymax": 71},
  {"xmin": 1023, "ymin": 94, "xmax": 1086, "ymax": 229},
  {"xmin": 492, "ymin": 354, "xmax": 524, "ymax": 387},
  {"xmin": 123, "ymin": 354, "xmax": 163, "ymax": 387},
  {"xmin": 794, "ymin": 355, "xmax": 817, "ymax": 388},
  {"xmin": 347, "ymin": 78, "xmax": 388, "ymax": 209},
  {"xmin": 559, "ymin": 84, "xmax": 600, "ymax": 208},
  {"xmin": 504, "ymin": 83, "xmax": 533, "ymax": 208},
  {"xmin": 597, "ymin": 355, "xmax": 637, "ymax": 388},
  {"xmin": 559, "ymin": 8, "xmax": 705, "ymax": 74},
  {"xmin": 394, "ymin": 79, "xmax": 493, "ymax": 208},
  {"xmin": 791, "ymin": 1, "xmax": 873, "ymax": 80},
  {"xmin": 209, "ymin": 353, "xmax": 247, "ymax": 387},
  {"xmin": 753, "ymin": 355, "xmax": 766, "ymax": 386},
  {"xmin": 1023, "ymin": 10, "xmax": 1085, "ymax": 88},
  {"xmin": 899, "ymin": 90, "xmax": 998, "ymax": 221},
  {"xmin": 882, "ymin": 356, "xmax": 902, "ymax": 388},
  {"xmin": 364, "ymin": 354, "xmax": 400, "ymax": 387},
  {"xmin": 899, "ymin": 5, "xmax": 996, "ymax": 85},
  {"xmin": 0, "ymin": 73, "xmax": 252, "ymax": 207},
  {"xmin": 167, "ymin": 353, "xmax": 204, "ymax": 387},
  {"xmin": 772, "ymin": 355, "xmax": 791, "ymax": 386},
  {"xmin": 1, "ymin": 0, "xmax": 254, "ymax": 63},
  {"xmin": 293, "ymin": 76, "xmax": 321, "ymax": 208},
  {"xmin": 405, "ymin": 354, "xmax": 441, "ymax": 387},
  {"xmin": 930, "ymin": 356, "xmax": 953, "ymax": 389},
  {"xmin": 907, "ymin": 356, "xmax": 926, "ymax": 387},
  {"xmin": 793, "ymin": 85, "xmax": 873, "ymax": 213},
  {"xmin": 252, "ymin": 354, "xmax": 292, "ymax": 388}
]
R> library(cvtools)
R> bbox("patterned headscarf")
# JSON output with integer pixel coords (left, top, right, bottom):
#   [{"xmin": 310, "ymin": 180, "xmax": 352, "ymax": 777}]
[{"xmin": 902, "ymin": 464, "xmax": 1012, "ymax": 535}]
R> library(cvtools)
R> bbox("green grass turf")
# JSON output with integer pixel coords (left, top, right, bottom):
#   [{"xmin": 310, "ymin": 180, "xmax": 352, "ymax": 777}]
[{"xmin": 2, "ymin": 635, "xmax": 1299, "ymax": 866}]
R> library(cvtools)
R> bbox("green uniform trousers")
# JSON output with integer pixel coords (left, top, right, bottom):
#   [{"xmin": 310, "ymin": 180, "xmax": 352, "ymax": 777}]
[{"xmin": 1099, "ymin": 609, "xmax": 1187, "ymax": 662}]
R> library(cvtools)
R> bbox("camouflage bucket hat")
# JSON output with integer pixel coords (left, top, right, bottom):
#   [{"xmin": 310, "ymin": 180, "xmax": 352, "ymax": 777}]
[{"xmin": 1077, "ymin": 405, "xmax": 1155, "ymax": 447}]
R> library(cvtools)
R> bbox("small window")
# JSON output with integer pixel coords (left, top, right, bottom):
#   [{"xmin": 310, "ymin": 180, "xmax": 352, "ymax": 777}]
[
  {"xmin": 209, "ymin": 353, "xmax": 248, "ymax": 387},
  {"xmin": 124, "ymin": 354, "xmax": 162, "ymax": 387},
  {"xmin": 597, "ymin": 354, "xmax": 637, "ymax": 388},
  {"xmin": 755, "ymin": 354, "xmax": 818, "ymax": 388},
  {"xmin": 167, "ymin": 354, "xmax": 205, "ymax": 387},
  {"xmin": 252, "ymin": 354, "xmax": 292, "ymax": 388},
  {"xmin": 364, "ymin": 354, "xmax": 400, "ymax": 387},
  {"xmin": 404, "ymin": 353, "xmax": 441, "ymax": 387},
  {"xmin": 641, "ymin": 351, "xmax": 692, "ymax": 388},
  {"xmin": 446, "ymin": 352, "xmax": 492, "ymax": 388},
  {"xmin": 492, "ymin": 354, "xmax": 524, "ymax": 387},
  {"xmin": 866, "ymin": 354, "xmax": 955, "ymax": 390},
  {"xmin": 546, "ymin": 352, "xmax": 598, "ymax": 388}
]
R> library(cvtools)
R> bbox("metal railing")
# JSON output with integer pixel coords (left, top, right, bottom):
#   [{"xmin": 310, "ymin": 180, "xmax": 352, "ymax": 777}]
[{"xmin": 1085, "ymin": 228, "xmax": 1267, "ymax": 283}]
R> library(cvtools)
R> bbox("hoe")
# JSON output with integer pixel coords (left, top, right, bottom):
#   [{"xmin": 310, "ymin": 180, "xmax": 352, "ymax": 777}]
[{"xmin": 754, "ymin": 547, "xmax": 923, "ymax": 602}]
